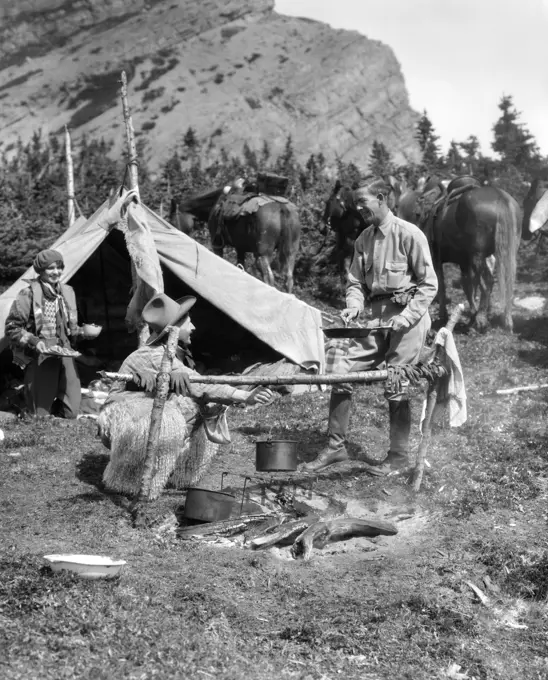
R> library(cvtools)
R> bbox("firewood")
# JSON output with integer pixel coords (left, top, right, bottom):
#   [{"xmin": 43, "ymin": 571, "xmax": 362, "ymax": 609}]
[
  {"xmin": 178, "ymin": 514, "xmax": 272, "ymax": 539},
  {"xmin": 291, "ymin": 517, "xmax": 398, "ymax": 561},
  {"xmin": 243, "ymin": 516, "xmax": 282, "ymax": 542},
  {"xmin": 248, "ymin": 515, "xmax": 319, "ymax": 550}
]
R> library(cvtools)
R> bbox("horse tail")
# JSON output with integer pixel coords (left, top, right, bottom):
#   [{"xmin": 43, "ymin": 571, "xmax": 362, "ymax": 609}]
[
  {"xmin": 278, "ymin": 203, "xmax": 301, "ymax": 267},
  {"xmin": 494, "ymin": 192, "xmax": 518, "ymax": 331},
  {"xmin": 169, "ymin": 198, "xmax": 178, "ymax": 224}
]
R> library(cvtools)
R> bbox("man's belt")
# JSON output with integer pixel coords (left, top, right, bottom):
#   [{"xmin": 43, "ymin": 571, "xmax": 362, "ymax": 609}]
[
  {"xmin": 370, "ymin": 293, "xmax": 393, "ymax": 302},
  {"xmin": 370, "ymin": 288, "xmax": 418, "ymax": 306}
]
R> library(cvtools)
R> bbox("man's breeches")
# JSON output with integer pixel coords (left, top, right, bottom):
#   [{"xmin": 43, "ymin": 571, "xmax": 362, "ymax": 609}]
[{"xmin": 332, "ymin": 301, "xmax": 431, "ymax": 402}]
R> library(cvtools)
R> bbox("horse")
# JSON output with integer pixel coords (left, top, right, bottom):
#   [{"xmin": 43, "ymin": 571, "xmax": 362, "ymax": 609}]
[
  {"xmin": 171, "ymin": 181, "xmax": 301, "ymax": 293},
  {"xmin": 522, "ymin": 177, "xmax": 548, "ymax": 238},
  {"xmin": 396, "ymin": 188, "xmax": 421, "ymax": 224},
  {"xmin": 322, "ymin": 182, "xmax": 365, "ymax": 284},
  {"xmin": 417, "ymin": 178, "xmax": 521, "ymax": 332},
  {"xmin": 169, "ymin": 187, "xmax": 225, "ymax": 234},
  {"xmin": 322, "ymin": 176, "xmax": 406, "ymax": 283},
  {"xmin": 207, "ymin": 183, "xmax": 301, "ymax": 293}
]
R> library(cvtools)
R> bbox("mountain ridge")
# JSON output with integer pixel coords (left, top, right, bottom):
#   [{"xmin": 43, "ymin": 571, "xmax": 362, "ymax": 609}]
[{"xmin": 0, "ymin": 0, "xmax": 422, "ymax": 171}]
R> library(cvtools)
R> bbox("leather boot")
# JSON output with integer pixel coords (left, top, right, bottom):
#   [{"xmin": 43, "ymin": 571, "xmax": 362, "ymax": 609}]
[
  {"xmin": 301, "ymin": 445, "xmax": 349, "ymax": 472},
  {"xmin": 301, "ymin": 392, "xmax": 351, "ymax": 472},
  {"xmin": 388, "ymin": 399, "xmax": 411, "ymax": 459},
  {"xmin": 361, "ymin": 400, "xmax": 411, "ymax": 472}
]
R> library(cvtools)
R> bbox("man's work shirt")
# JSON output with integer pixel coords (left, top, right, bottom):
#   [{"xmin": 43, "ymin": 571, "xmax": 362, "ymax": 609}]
[{"xmin": 346, "ymin": 211, "xmax": 438, "ymax": 326}]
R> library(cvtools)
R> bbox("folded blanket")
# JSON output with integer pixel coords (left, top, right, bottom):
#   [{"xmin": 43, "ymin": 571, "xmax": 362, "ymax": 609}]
[{"xmin": 420, "ymin": 327, "xmax": 467, "ymax": 431}]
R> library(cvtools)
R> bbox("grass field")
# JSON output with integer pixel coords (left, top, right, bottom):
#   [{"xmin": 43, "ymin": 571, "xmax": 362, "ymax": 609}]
[{"xmin": 2, "ymin": 254, "xmax": 548, "ymax": 679}]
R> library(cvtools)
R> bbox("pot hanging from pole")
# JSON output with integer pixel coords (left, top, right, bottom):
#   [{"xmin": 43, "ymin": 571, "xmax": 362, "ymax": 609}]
[
  {"xmin": 255, "ymin": 439, "xmax": 299, "ymax": 472},
  {"xmin": 183, "ymin": 487, "xmax": 236, "ymax": 522}
]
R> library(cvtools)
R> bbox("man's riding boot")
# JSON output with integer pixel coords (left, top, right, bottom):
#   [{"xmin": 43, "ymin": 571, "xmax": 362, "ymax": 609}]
[
  {"xmin": 361, "ymin": 399, "xmax": 411, "ymax": 472},
  {"xmin": 301, "ymin": 392, "xmax": 351, "ymax": 472},
  {"xmin": 386, "ymin": 399, "xmax": 411, "ymax": 469}
]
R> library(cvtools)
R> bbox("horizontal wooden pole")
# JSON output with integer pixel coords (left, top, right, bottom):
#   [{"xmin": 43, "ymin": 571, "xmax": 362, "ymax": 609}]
[{"xmin": 100, "ymin": 368, "xmax": 447, "ymax": 386}]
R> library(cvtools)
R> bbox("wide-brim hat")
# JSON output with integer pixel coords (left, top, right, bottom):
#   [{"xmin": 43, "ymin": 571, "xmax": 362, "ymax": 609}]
[{"xmin": 142, "ymin": 293, "xmax": 197, "ymax": 346}]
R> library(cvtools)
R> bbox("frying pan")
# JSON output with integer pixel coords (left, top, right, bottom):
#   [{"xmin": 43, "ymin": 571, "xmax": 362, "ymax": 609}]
[{"xmin": 322, "ymin": 325, "xmax": 392, "ymax": 338}]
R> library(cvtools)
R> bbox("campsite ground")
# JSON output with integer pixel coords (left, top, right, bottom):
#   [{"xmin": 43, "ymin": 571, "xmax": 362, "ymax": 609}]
[{"xmin": 2, "ymin": 249, "xmax": 548, "ymax": 680}]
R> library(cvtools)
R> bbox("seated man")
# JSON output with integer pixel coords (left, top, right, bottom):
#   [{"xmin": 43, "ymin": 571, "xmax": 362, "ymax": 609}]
[{"xmin": 99, "ymin": 293, "xmax": 273, "ymax": 498}]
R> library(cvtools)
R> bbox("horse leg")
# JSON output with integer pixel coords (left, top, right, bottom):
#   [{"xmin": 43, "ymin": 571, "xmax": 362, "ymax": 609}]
[
  {"xmin": 436, "ymin": 260, "xmax": 448, "ymax": 324},
  {"xmin": 461, "ymin": 263, "xmax": 478, "ymax": 322},
  {"xmin": 283, "ymin": 251, "xmax": 297, "ymax": 294},
  {"xmin": 236, "ymin": 249, "xmax": 247, "ymax": 271},
  {"xmin": 473, "ymin": 254, "xmax": 491, "ymax": 333},
  {"xmin": 256, "ymin": 255, "xmax": 275, "ymax": 287}
]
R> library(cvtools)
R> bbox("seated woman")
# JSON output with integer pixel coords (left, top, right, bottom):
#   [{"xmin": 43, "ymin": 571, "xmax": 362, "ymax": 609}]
[{"xmin": 99, "ymin": 293, "xmax": 273, "ymax": 499}]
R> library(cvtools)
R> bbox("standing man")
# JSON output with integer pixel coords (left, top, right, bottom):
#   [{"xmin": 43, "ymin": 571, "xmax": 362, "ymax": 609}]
[{"xmin": 303, "ymin": 178, "xmax": 438, "ymax": 473}]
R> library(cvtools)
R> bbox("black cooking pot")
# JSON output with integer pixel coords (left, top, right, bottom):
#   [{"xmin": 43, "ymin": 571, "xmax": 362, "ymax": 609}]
[
  {"xmin": 183, "ymin": 487, "xmax": 235, "ymax": 522},
  {"xmin": 255, "ymin": 440, "xmax": 299, "ymax": 472}
]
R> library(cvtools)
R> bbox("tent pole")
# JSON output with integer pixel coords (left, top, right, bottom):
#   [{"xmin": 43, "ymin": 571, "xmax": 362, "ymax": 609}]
[
  {"xmin": 64, "ymin": 126, "xmax": 75, "ymax": 227},
  {"xmin": 98, "ymin": 244, "xmax": 112, "ymax": 355},
  {"xmin": 132, "ymin": 325, "xmax": 179, "ymax": 524},
  {"xmin": 119, "ymin": 70, "xmax": 149, "ymax": 346},
  {"xmin": 119, "ymin": 71, "xmax": 139, "ymax": 197}
]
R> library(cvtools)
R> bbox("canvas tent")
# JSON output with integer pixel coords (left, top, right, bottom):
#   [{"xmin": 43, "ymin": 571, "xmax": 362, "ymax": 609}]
[{"xmin": 0, "ymin": 197, "xmax": 325, "ymax": 377}]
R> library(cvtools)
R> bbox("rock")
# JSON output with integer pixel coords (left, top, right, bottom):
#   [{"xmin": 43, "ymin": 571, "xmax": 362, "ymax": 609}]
[
  {"xmin": 0, "ymin": 0, "xmax": 421, "ymax": 170},
  {"xmin": 0, "ymin": 411, "xmax": 18, "ymax": 423}
]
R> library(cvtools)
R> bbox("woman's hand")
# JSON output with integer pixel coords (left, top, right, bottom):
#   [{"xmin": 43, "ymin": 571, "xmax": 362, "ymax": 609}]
[{"xmin": 245, "ymin": 387, "xmax": 275, "ymax": 405}]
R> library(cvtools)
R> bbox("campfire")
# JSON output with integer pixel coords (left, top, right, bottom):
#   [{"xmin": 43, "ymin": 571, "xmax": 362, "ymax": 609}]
[{"xmin": 177, "ymin": 473, "xmax": 399, "ymax": 560}]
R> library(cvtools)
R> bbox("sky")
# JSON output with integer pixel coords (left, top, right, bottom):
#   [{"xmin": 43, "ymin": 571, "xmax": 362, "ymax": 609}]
[{"xmin": 275, "ymin": 0, "xmax": 548, "ymax": 157}]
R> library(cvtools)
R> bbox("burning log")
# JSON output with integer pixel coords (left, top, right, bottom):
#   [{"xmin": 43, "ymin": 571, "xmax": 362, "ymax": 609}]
[
  {"xmin": 291, "ymin": 517, "xmax": 398, "ymax": 561},
  {"xmin": 247, "ymin": 514, "xmax": 320, "ymax": 550},
  {"xmin": 244, "ymin": 516, "xmax": 282, "ymax": 542},
  {"xmin": 178, "ymin": 514, "xmax": 274, "ymax": 539}
]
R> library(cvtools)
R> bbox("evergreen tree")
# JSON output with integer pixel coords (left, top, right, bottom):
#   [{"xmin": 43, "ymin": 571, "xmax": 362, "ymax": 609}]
[
  {"xmin": 415, "ymin": 111, "xmax": 440, "ymax": 168},
  {"xmin": 183, "ymin": 126, "xmax": 199, "ymax": 152},
  {"xmin": 459, "ymin": 135, "xmax": 481, "ymax": 175},
  {"xmin": 491, "ymin": 95, "xmax": 540, "ymax": 171},
  {"xmin": 260, "ymin": 140, "xmax": 271, "ymax": 168},
  {"xmin": 276, "ymin": 135, "xmax": 296, "ymax": 176},
  {"xmin": 242, "ymin": 141, "xmax": 258, "ymax": 171},
  {"xmin": 368, "ymin": 140, "xmax": 393, "ymax": 177},
  {"xmin": 445, "ymin": 140, "xmax": 463, "ymax": 175}
]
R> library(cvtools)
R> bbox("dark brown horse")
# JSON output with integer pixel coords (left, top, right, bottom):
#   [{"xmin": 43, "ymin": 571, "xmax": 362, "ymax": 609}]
[
  {"xmin": 170, "ymin": 182, "xmax": 301, "ymax": 293},
  {"xmin": 322, "ymin": 182, "xmax": 365, "ymax": 283},
  {"xmin": 169, "ymin": 187, "xmax": 225, "ymax": 234},
  {"xmin": 208, "ymin": 186, "xmax": 301, "ymax": 293},
  {"xmin": 322, "ymin": 176, "xmax": 406, "ymax": 282},
  {"xmin": 418, "ymin": 180, "xmax": 521, "ymax": 331}
]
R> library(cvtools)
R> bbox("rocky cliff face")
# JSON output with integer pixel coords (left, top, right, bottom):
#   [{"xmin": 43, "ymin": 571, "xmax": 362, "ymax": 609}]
[{"xmin": 0, "ymin": 0, "xmax": 421, "ymax": 170}]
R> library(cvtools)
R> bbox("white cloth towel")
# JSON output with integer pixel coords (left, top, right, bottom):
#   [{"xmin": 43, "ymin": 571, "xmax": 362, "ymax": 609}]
[{"xmin": 420, "ymin": 327, "xmax": 467, "ymax": 431}]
